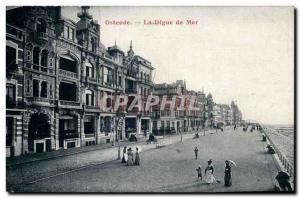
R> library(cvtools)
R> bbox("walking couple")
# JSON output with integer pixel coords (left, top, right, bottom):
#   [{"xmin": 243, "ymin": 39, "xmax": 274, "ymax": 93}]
[
  {"xmin": 122, "ymin": 146, "xmax": 140, "ymax": 166},
  {"xmin": 196, "ymin": 159, "xmax": 233, "ymax": 186}
]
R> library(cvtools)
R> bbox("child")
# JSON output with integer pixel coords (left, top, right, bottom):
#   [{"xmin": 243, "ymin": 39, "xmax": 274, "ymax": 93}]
[{"xmin": 196, "ymin": 164, "xmax": 202, "ymax": 181}]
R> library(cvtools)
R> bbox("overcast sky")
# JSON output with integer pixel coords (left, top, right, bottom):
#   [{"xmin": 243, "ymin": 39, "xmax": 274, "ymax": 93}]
[{"xmin": 62, "ymin": 6, "xmax": 294, "ymax": 125}]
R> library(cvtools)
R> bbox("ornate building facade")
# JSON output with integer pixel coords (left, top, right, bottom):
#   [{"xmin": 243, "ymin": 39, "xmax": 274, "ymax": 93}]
[{"xmin": 6, "ymin": 6, "xmax": 155, "ymax": 157}]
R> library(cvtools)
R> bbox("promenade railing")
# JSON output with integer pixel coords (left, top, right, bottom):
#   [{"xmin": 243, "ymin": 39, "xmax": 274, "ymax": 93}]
[{"xmin": 262, "ymin": 127, "xmax": 294, "ymax": 178}]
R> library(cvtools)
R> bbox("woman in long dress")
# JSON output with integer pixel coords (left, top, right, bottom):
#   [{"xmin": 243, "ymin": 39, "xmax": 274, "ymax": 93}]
[
  {"xmin": 127, "ymin": 148, "xmax": 134, "ymax": 166},
  {"xmin": 205, "ymin": 159, "xmax": 217, "ymax": 184},
  {"xmin": 122, "ymin": 146, "xmax": 127, "ymax": 163},
  {"xmin": 134, "ymin": 147, "xmax": 140, "ymax": 165},
  {"xmin": 224, "ymin": 160, "xmax": 232, "ymax": 186}
]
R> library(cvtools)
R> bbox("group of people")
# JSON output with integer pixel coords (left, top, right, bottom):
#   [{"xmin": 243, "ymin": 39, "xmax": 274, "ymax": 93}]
[
  {"xmin": 121, "ymin": 146, "xmax": 140, "ymax": 166},
  {"xmin": 194, "ymin": 147, "xmax": 233, "ymax": 187}
]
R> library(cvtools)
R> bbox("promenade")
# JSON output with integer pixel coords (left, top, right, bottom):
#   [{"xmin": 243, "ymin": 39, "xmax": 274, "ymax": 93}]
[{"xmin": 7, "ymin": 128, "xmax": 279, "ymax": 192}]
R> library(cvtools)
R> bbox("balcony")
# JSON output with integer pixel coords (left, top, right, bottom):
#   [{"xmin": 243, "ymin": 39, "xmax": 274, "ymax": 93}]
[
  {"xmin": 151, "ymin": 111, "xmax": 160, "ymax": 119},
  {"xmin": 58, "ymin": 100, "xmax": 81, "ymax": 109},
  {"xmin": 85, "ymin": 105, "xmax": 100, "ymax": 112},
  {"xmin": 138, "ymin": 78, "xmax": 154, "ymax": 86},
  {"xmin": 125, "ymin": 69, "xmax": 138, "ymax": 78},
  {"xmin": 84, "ymin": 133, "xmax": 95, "ymax": 138},
  {"xmin": 36, "ymin": 32, "xmax": 48, "ymax": 44},
  {"xmin": 59, "ymin": 69, "xmax": 78, "ymax": 79},
  {"xmin": 26, "ymin": 63, "xmax": 54, "ymax": 74},
  {"xmin": 27, "ymin": 97, "xmax": 53, "ymax": 106},
  {"xmin": 142, "ymin": 111, "xmax": 152, "ymax": 117},
  {"xmin": 6, "ymin": 24, "xmax": 25, "ymax": 42},
  {"xmin": 125, "ymin": 88, "xmax": 137, "ymax": 94},
  {"xmin": 6, "ymin": 97, "xmax": 25, "ymax": 109},
  {"xmin": 87, "ymin": 77, "xmax": 97, "ymax": 84},
  {"xmin": 62, "ymin": 132, "xmax": 79, "ymax": 139}
]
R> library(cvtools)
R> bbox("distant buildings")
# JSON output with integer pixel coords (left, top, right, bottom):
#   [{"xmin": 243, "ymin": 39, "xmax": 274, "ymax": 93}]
[{"xmin": 6, "ymin": 6, "xmax": 243, "ymax": 157}]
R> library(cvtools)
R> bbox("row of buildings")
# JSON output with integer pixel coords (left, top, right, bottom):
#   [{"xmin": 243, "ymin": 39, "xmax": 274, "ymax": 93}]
[
  {"xmin": 152, "ymin": 81, "xmax": 243, "ymax": 135},
  {"xmin": 6, "ymin": 6, "xmax": 243, "ymax": 157}
]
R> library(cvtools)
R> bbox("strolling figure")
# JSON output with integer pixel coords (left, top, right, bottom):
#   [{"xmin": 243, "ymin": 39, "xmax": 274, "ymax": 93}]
[
  {"xmin": 196, "ymin": 164, "xmax": 202, "ymax": 181},
  {"xmin": 194, "ymin": 146, "xmax": 199, "ymax": 160},
  {"xmin": 205, "ymin": 159, "xmax": 217, "ymax": 184},
  {"xmin": 127, "ymin": 148, "xmax": 134, "ymax": 166},
  {"xmin": 122, "ymin": 146, "xmax": 127, "ymax": 163},
  {"xmin": 134, "ymin": 147, "xmax": 140, "ymax": 165},
  {"xmin": 224, "ymin": 160, "xmax": 232, "ymax": 187}
]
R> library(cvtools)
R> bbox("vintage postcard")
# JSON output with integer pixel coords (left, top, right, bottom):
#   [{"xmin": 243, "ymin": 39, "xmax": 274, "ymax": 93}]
[{"xmin": 6, "ymin": 6, "xmax": 294, "ymax": 193}]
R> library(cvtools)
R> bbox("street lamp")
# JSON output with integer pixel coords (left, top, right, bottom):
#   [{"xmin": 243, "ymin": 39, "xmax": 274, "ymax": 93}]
[
  {"xmin": 114, "ymin": 109, "xmax": 127, "ymax": 159},
  {"xmin": 203, "ymin": 104, "xmax": 207, "ymax": 136}
]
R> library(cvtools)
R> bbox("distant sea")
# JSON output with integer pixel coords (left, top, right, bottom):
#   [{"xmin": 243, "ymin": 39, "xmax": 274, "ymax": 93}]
[{"xmin": 265, "ymin": 124, "xmax": 294, "ymax": 167}]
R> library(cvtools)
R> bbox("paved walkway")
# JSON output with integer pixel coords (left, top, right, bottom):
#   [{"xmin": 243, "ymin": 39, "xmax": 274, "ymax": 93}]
[
  {"xmin": 7, "ymin": 128, "xmax": 279, "ymax": 192},
  {"xmin": 7, "ymin": 131, "xmax": 197, "ymax": 191},
  {"xmin": 7, "ymin": 131, "xmax": 198, "ymax": 166}
]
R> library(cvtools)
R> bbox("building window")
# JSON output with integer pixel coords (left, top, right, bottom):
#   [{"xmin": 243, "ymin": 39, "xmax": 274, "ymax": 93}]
[
  {"xmin": 161, "ymin": 121, "xmax": 165, "ymax": 129},
  {"xmin": 33, "ymin": 80, "xmax": 39, "ymax": 97},
  {"xmin": 140, "ymin": 72, "xmax": 143, "ymax": 80},
  {"xmin": 26, "ymin": 80, "xmax": 30, "ymax": 93},
  {"xmin": 41, "ymin": 81, "xmax": 47, "ymax": 98},
  {"xmin": 26, "ymin": 50, "xmax": 32, "ymax": 62},
  {"xmin": 86, "ymin": 62, "xmax": 94, "ymax": 78},
  {"xmin": 49, "ymin": 85, "xmax": 53, "ymax": 97},
  {"xmin": 69, "ymin": 28, "xmax": 74, "ymax": 41},
  {"xmin": 84, "ymin": 116, "xmax": 95, "ymax": 134},
  {"xmin": 26, "ymin": 44, "xmax": 32, "ymax": 62},
  {"xmin": 64, "ymin": 26, "xmax": 69, "ymax": 39},
  {"xmin": 59, "ymin": 82, "xmax": 77, "ymax": 101},
  {"xmin": 59, "ymin": 56, "xmax": 76, "ymax": 73},
  {"xmin": 166, "ymin": 121, "xmax": 170, "ymax": 130},
  {"xmin": 153, "ymin": 121, "xmax": 157, "ymax": 129},
  {"xmin": 64, "ymin": 26, "xmax": 75, "ymax": 41},
  {"xmin": 6, "ymin": 117, "xmax": 14, "ymax": 146},
  {"xmin": 6, "ymin": 46, "xmax": 17, "ymax": 71},
  {"xmin": 118, "ymin": 76, "xmax": 122, "ymax": 87},
  {"xmin": 37, "ymin": 18, "xmax": 46, "ymax": 33},
  {"xmin": 33, "ymin": 47, "xmax": 40, "ymax": 65},
  {"xmin": 85, "ymin": 90, "xmax": 95, "ymax": 106},
  {"xmin": 90, "ymin": 37, "xmax": 96, "ymax": 52},
  {"xmin": 6, "ymin": 84, "xmax": 15, "ymax": 108},
  {"xmin": 103, "ymin": 67, "xmax": 113, "ymax": 86},
  {"xmin": 49, "ymin": 52, "xmax": 54, "ymax": 67},
  {"xmin": 41, "ymin": 50, "xmax": 48, "ymax": 72}
]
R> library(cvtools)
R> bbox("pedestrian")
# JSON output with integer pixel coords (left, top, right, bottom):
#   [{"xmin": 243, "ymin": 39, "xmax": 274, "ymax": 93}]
[
  {"xmin": 194, "ymin": 146, "xmax": 199, "ymax": 160},
  {"xmin": 122, "ymin": 146, "xmax": 127, "ymax": 163},
  {"xmin": 127, "ymin": 147, "xmax": 134, "ymax": 166},
  {"xmin": 205, "ymin": 159, "xmax": 217, "ymax": 184},
  {"xmin": 224, "ymin": 160, "xmax": 232, "ymax": 187},
  {"xmin": 134, "ymin": 147, "xmax": 140, "ymax": 166},
  {"xmin": 196, "ymin": 164, "xmax": 202, "ymax": 181}
]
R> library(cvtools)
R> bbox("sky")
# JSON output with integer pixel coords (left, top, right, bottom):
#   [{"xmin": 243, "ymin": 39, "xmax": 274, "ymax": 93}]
[{"xmin": 61, "ymin": 6, "xmax": 294, "ymax": 125}]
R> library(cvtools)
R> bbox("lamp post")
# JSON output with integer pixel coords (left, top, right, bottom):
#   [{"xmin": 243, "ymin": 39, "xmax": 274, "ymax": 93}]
[
  {"xmin": 203, "ymin": 103, "xmax": 206, "ymax": 136},
  {"xmin": 115, "ymin": 109, "xmax": 127, "ymax": 159}
]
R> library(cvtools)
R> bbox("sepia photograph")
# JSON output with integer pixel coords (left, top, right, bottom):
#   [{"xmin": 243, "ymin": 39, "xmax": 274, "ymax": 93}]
[{"xmin": 5, "ymin": 5, "xmax": 295, "ymax": 193}]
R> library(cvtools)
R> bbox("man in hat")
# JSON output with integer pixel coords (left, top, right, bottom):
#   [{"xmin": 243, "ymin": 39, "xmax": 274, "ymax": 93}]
[{"xmin": 194, "ymin": 146, "xmax": 199, "ymax": 160}]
